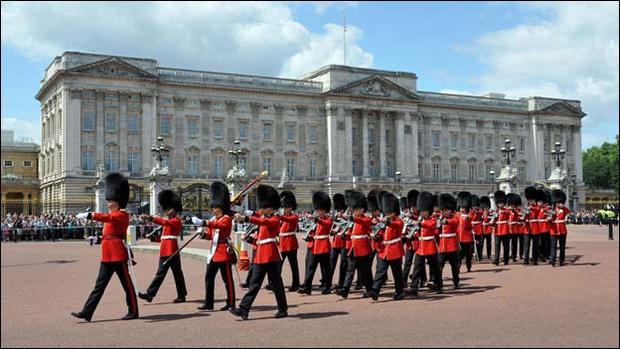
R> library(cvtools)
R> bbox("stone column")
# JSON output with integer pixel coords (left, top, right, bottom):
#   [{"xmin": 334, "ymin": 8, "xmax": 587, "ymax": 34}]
[
  {"xmin": 326, "ymin": 104, "xmax": 339, "ymax": 180},
  {"xmin": 344, "ymin": 107, "xmax": 353, "ymax": 178},
  {"xmin": 379, "ymin": 111, "xmax": 387, "ymax": 177},
  {"xmin": 395, "ymin": 112, "xmax": 406, "ymax": 177},
  {"xmin": 141, "ymin": 94, "xmax": 156, "ymax": 173},
  {"xmin": 411, "ymin": 112, "xmax": 420, "ymax": 179},
  {"xmin": 119, "ymin": 93, "xmax": 128, "ymax": 172},
  {"xmin": 362, "ymin": 110, "xmax": 369, "ymax": 177},
  {"xmin": 572, "ymin": 125, "xmax": 583, "ymax": 182},
  {"xmin": 95, "ymin": 91, "xmax": 105, "ymax": 165},
  {"xmin": 94, "ymin": 164, "xmax": 107, "ymax": 213},
  {"xmin": 66, "ymin": 89, "xmax": 82, "ymax": 173},
  {"xmin": 149, "ymin": 173, "xmax": 172, "ymax": 215}
]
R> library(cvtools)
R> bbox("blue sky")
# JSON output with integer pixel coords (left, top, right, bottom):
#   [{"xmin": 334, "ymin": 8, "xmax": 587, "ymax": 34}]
[{"xmin": 2, "ymin": 1, "xmax": 618, "ymax": 149}]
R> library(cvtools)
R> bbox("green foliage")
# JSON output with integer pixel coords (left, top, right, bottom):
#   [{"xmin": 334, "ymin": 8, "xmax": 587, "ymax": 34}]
[{"xmin": 583, "ymin": 135, "xmax": 619, "ymax": 193}]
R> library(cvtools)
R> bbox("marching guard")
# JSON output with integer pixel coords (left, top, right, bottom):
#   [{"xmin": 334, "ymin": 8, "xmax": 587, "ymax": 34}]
[
  {"xmin": 340, "ymin": 190, "xmax": 374, "ymax": 299},
  {"xmin": 523, "ymin": 186, "xmax": 541, "ymax": 265},
  {"xmin": 139, "ymin": 190, "xmax": 187, "ymax": 304},
  {"xmin": 192, "ymin": 182, "xmax": 236, "ymax": 311},
  {"xmin": 549, "ymin": 189, "xmax": 570, "ymax": 266},
  {"xmin": 330, "ymin": 193, "xmax": 349, "ymax": 294},
  {"xmin": 493, "ymin": 190, "xmax": 511, "ymax": 266},
  {"xmin": 230, "ymin": 185, "xmax": 288, "ymax": 320},
  {"xmin": 71, "ymin": 173, "xmax": 139, "ymax": 322},
  {"xmin": 438, "ymin": 193, "xmax": 461, "ymax": 289},
  {"xmin": 457, "ymin": 191, "xmax": 474, "ymax": 272},
  {"xmin": 538, "ymin": 190, "xmax": 552, "ymax": 262},
  {"xmin": 470, "ymin": 195, "xmax": 484, "ymax": 261},
  {"xmin": 299, "ymin": 191, "xmax": 334, "ymax": 295},
  {"xmin": 369, "ymin": 192, "xmax": 405, "ymax": 300},
  {"xmin": 278, "ymin": 191, "xmax": 301, "ymax": 291},
  {"xmin": 481, "ymin": 196, "xmax": 494, "ymax": 259},
  {"xmin": 411, "ymin": 191, "xmax": 443, "ymax": 295}
]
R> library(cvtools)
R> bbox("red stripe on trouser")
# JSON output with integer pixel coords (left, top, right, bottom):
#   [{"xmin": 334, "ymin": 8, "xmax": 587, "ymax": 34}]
[
  {"xmin": 226, "ymin": 262, "xmax": 234, "ymax": 304},
  {"xmin": 122, "ymin": 263, "xmax": 138, "ymax": 313}
]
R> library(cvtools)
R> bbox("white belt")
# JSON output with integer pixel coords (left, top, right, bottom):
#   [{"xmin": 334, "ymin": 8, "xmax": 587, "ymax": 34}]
[
  {"xmin": 553, "ymin": 220, "xmax": 565, "ymax": 223},
  {"xmin": 383, "ymin": 237, "xmax": 402, "ymax": 245},
  {"xmin": 439, "ymin": 233, "xmax": 457, "ymax": 238},
  {"xmin": 279, "ymin": 232, "xmax": 296, "ymax": 237},
  {"xmin": 257, "ymin": 238, "xmax": 277, "ymax": 245},
  {"xmin": 496, "ymin": 221, "xmax": 508, "ymax": 224},
  {"xmin": 509, "ymin": 222, "xmax": 518, "ymax": 225},
  {"xmin": 351, "ymin": 234, "xmax": 369, "ymax": 240},
  {"xmin": 161, "ymin": 235, "xmax": 180, "ymax": 240},
  {"xmin": 314, "ymin": 235, "xmax": 330, "ymax": 240},
  {"xmin": 472, "ymin": 221, "xmax": 481, "ymax": 224},
  {"xmin": 420, "ymin": 236, "xmax": 436, "ymax": 241}
]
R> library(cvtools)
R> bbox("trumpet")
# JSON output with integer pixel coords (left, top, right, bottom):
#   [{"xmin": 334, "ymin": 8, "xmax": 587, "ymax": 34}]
[
  {"xmin": 298, "ymin": 215, "xmax": 317, "ymax": 241},
  {"xmin": 241, "ymin": 223, "xmax": 259, "ymax": 244}
]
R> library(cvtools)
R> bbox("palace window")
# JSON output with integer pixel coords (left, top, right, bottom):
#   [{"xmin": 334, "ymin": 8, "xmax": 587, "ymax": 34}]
[
  {"xmin": 128, "ymin": 114, "xmax": 139, "ymax": 133},
  {"xmin": 187, "ymin": 154, "xmax": 198, "ymax": 176},
  {"xmin": 469, "ymin": 164, "xmax": 476, "ymax": 181},
  {"xmin": 308, "ymin": 125, "xmax": 317, "ymax": 144},
  {"xmin": 263, "ymin": 123, "xmax": 273, "ymax": 141},
  {"xmin": 82, "ymin": 111, "xmax": 95, "ymax": 131},
  {"xmin": 485, "ymin": 134, "xmax": 492, "ymax": 151},
  {"xmin": 286, "ymin": 124, "xmax": 296, "ymax": 143},
  {"xmin": 187, "ymin": 119, "xmax": 198, "ymax": 137},
  {"xmin": 432, "ymin": 163, "xmax": 440, "ymax": 180},
  {"xmin": 309, "ymin": 159, "xmax": 318, "ymax": 177},
  {"xmin": 214, "ymin": 156, "xmax": 223, "ymax": 177},
  {"xmin": 105, "ymin": 149, "xmax": 118, "ymax": 171},
  {"xmin": 160, "ymin": 117, "xmax": 171, "ymax": 135},
  {"xmin": 81, "ymin": 151, "xmax": 94, "ymax": 171},
  {"xmin": 214, "ymin": 120, "xmax": 224, "ymax": 139},
  {"xmin": 468, "ymin": 133, "xmax": 476, "ymax": 150},
  {"xmin": 23, "ymin": 161, "xmax": 32, "ymax": 167},
  {"xmin": 451, "ymin": 133, "xmax": 458, "ymax": 150},
  {"xmin": 368, "ymin": 127, "xmax": 375, "ymax": 145},
  {"xmin": 105, "ymin": 111, "xmax": 116, "ymax": 132},
  {"xmin": 451, "ymin": 164, "xmax": 459, "ymax": 181},
  {"xmin": 263, "ymin": 158, "xmax": 272, "ymax": 175},
  {"xmin": 432, "ymin": 131, "xmax": 441, "ymax": 149},
  {"xmin": 239, "ymin": 121, "xmax": 248, "ymax": 140},
  {"xmin": 128, "ymin": 152, "xmax": 141, "ymax": 174},
  {"xmin": 287, "ymin": 158, "xmax": 296, "ymax": 177},
  {"xmin": 4, "ymin": 160, "xmax": 13, "ymax": 167}
]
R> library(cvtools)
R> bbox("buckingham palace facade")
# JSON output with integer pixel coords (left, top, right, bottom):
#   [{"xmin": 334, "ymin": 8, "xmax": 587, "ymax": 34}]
[{"xmin": 36, "ymin": 52, "xmax": 586, "ymax": 213}]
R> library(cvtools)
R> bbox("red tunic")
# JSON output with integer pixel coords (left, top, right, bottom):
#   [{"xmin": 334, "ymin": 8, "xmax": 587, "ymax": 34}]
[
  {"xmin": 482, "ymin": 210, "xmax": 494, "ymax": 235},
  {"xmin": 527, "ymin": 205, "xmax": 541, "ymax": 235},
  {"xmin": 347, "ymin": 216, "xmax": 373, "ymax": 257},
  {"xmin": 248, "ymin": 215, "xmax": 281, "ymax": 264},
  {"xmin": 377, "ymin": 217, "xmax": 404, "ymax": 260},
  {"xmin": 508, "ymin": 208, "xmax": 520, "ymax": 235},
  {"xmin": 458, "ymin": 211, "xmax": 474, "ymax": 243},
  {"xmin": 203, "ymin": 215, "xmax": 232, "ymax": 263},
  {"xmin": 495, "ymin": 208, "xmax": 510, "ymax": 236},
  {"xmin": 332, "ymin": 218, "xmax": 346, "ymax": 249},
  {"xmin": 372, "ymin": 216, "xmax": 385, "ymax": 252},
  {"xmin": 417, "ymin": 216, "xmax": 439, "ymax": 256},
  {"xmin": 153, "ymin": 216, "xmax": 182, "ymax": 257},
  {"xmin": 404, "ymin": 213, "xmax": 420, "ymax": 251},
  {"xmin": 551, "ymin": 207, "xmax": 570, "ymax": 236},
  {"xmin": 439, "ymin": 214, "xmax": 460, "ymax": 253},
  {"xmin": 310, "ymin": 216, "xmax": 333, "ymax": 255},
  {"xmin": 471, "ymin": 209, "xmax": 484, "ymax": 236},
  {"xmin": 278, "ymin": 214, "xmax": 299, "ymax": 253},
  {"xmin": 538, "ymin": 205, "xmax": 550, "ymax": 233},
  {"xmin": 93, "ymin": 211, "xmax": 129, "ymax": 263}
]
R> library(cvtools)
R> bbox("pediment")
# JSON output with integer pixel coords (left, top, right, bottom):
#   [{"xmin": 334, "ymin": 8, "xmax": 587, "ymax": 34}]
[
  {"xmin": 69, "ymin": 58, "xmax": 157, "ymax": 80},
  {"xmin": 538, "ymin": 101, "xmax": 585, "ymax": 117},
  {"xmin": 325, "ymin": 75, "xmax": 420, "ymax": 100}
]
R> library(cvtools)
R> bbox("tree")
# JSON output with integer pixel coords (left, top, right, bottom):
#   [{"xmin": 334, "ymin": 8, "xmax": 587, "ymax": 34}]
[{"xmin": 582, "ymin": 135, "xmax": 619, "ymax": 193}]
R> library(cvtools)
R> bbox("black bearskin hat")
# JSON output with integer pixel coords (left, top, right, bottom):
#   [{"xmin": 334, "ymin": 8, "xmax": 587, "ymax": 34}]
[
  {"xmin": 280, "ymin": 191, "xmax": 297, "ymax": 210},
  {"xmin": 257, "ymin": 184, "xmax": 280, "ymax": 210},
  {"xmin": 507, "ymin": 193, "xmax": 519, "ymax": 207},
  {"xmin": 457, "ymin": 191, "xmax": 472, "ymax": 210},
  {"xmin": 210, "ymin": 182, "xmax": 231, "ymax": 214},
  {"xmin": 333, "ymin": 193, "xmax": 346, "ymax": 212},
  {"xmin": 494, "ymin": 190, "xmax": 507, "ymax": 205},
  {"xmin": 480, "ymin": 196, "xmax": 491, "ymax": 209},
  {"xmin": 407, "ymin": 190, "xmax": 419, "ymax": 209},
  {"xmin": 417, "ymin": 191, "xmax": 434, "ymax": 213},
  {"xmin": 470, "ymin": 195, "xmax": 480, "ymax": 208},
  {"xmin": 400, "ymin": 196, "xmax": 408, "ymax": 211},
  {"xmin": 381, "ymin": 192, "xmax": 400, "ymax": 216},
  {"xmin": 524, "ymin": 186, "xmax": 538, "ymax": 201},
  {"xmin": 158, "ymin": 189, "xmax": 182, "ymax": 213},
  {"xmin": 313, "ymin": 191, "xmax": 332, "ymax": 211},
  {"xmin": 367, "ymin": 189, "xmax": 382, "ymax": 213},
  {"xmin": 439, "ymin": 193, "xmax": 457, "ymax": 211},
  {"xmin": 551, "ymin": 189, "xmax": 567, "ymax": 204},
  {"xmin": 346, "ymin": 190, "xmax": 367, "ymax": 211},
  {"xmin": 104, "ymin": 172, "xmax": 129, "ymax": 209}
]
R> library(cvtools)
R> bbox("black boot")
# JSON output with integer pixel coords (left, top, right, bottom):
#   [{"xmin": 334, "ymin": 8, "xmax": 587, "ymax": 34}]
[
  {"xmin": 173, "ymin": 297, "xmax": 185, "ymax": 303},
  {"xmin": 229, "ymin": 307, "xmax": 248, "ymax": 320},
  {"xmin": 122, "ymin": 312, "xmax": 139, "ymax": 320},
  {"xmin": 70, "ymin": 311, "xmax": 91, "ymax": 322},
  {"xmin": 138, "ymin": 292, "xmax": 153, "ymax": 303}
]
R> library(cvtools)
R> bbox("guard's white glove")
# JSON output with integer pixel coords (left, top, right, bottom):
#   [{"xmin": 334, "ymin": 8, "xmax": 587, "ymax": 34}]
[
  {"xmin": 191, "ymin": 216, "xmax": 204, "ymax": 226},
  {"xmin": 77, "ymin": 212, "xmax": 90, "ymax": 220},
  {"xmin": 245, "ymin": 210, "xmax": 254, "ymax": 216}
]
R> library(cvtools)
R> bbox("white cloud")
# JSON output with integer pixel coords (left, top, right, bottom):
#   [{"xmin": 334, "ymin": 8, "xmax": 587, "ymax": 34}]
[
  {"xmin": 460, "ymin": 2, "xmax": 619, "ymax": 148},
  {"xmin": 1, "ymin": 1, "xmax": 371, "ymax": 78},
  {"xmin": 1, "ymin": 117, "xmax": 40, "ymax": 144},
  {"xmin": 281, "ymin": 23, "xmax": 372, "ymax": 77}
]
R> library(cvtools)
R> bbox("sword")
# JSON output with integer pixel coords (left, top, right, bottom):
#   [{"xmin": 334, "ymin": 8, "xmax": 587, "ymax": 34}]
[{"xmin": 163, "ymin": 229, "xmax": 203, "ymax": 266}]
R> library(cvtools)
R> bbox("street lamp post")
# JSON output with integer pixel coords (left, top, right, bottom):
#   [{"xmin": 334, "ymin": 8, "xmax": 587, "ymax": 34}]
[
  {"xmin": 150, "ymin": 136, "xmax": 171, "ymax": 168},
  {"xmin": 395, "ymin": 170, "xmax": 402, "ymax": 196},
  {"xmin": 501, "ymin": 139, "xmax": 516, "ymax": 166},
  {"xmin": 228, "ymin": 139, "xmax": 247, "ymax": 170},
  {"xmin": 489, "ymin": 170, "xmax": 496, "ymax": 193},
  {"xmin": 550, "ymin": 141, "xmax": 566, "ymax": 168}
]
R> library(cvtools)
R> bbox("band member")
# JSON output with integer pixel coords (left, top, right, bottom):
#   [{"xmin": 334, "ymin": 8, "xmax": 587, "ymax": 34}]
[
  {"xmin": 299, "ymin": 192, "xmax": 333, "ymax": 295},
  {"xmin": 367, "ymin": 189, "xmax": 382, "ymax": 277},
  {"xmin": 370, "ymin": 192, "xmax": 405, "ymax": 300},
  {"xmin": 515, "ymin": 195, "xmax": 526, "ymax": 260},
  {"xmin": 402, "ymin": 190, "xmax": 423, "ymax": 289},
  {"xmin": 330, "ymin": 193, "xmax": 348, "ymax": 294},
  {"xmin": 139, "ymin": 190, "xmax": 187, "ymax": 304},
  {"xmin": 71, "ymin": 173, "xmax": 138, "ymax": 322},
  {"xmin": 481, "ymin": 196, "xmax": 493, "ymax": 259},
  {"xmin": 438, "ymin": 193, "xmax": 461, "ymax": 289},
  {"xmin": 470, "ymin": 195, "xmax": 484, "ymax": 261},
  {"xmin": 340, "ymin": 190, "xmax": 374, "ymax": 299},
  {"xmin": 411, "ymin": 191, "xmax": 443, "ymax": 296},
  {"xmin": 230, "ymin": 185, "xmax": 288, "ymax": 320},
  {"xmin": 192, "ymin": 182, "xmax": 236, "ymax": 311},
  {"xmin": 457, "ymin": 191, "xmax": 474, "ymax": 272},
  {"xmin": 507, "ymin": 193, "xmax": 520, "ymax": 263},
  {"xmin": 427, "ymin": 194, "xmax": 441, "ymax": 287},
  {"xmin": 538, "ymin": 190, "xmax": 552, "ymax": 262},
  {"xmin": 523, "ymin": 186, "xmax": 541, "ymax": 265},
  {"xmin": 549, "ymin": 190, "xmax": 570, "ymax": 266},
  {"xmin": 278, "ymin": 191, "xmax": 300, "ymax": 291},
  {"xmin": 493, "ymin": 190, "xmax": 511, "ymax": 266}
]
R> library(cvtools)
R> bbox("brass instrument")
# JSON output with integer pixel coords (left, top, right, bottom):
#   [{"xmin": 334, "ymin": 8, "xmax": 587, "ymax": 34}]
[
  {"xmin": 298, "ymin": 215, "xmax": 317, "ymax": 241},
  {"xmin": 230, "ymin": 171, "xmax": 268, "ymax": 205},
  {"xmin": 241, "ymin": 222, "xmax": 259, "ymax": 244}
]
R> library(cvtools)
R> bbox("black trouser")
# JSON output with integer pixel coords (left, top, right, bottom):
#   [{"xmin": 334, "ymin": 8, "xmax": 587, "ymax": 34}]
[
  {"xmin": 523, "ymin": 233, "xmax": 540, "ymax": 263},
  {"xmin": 280, "ymin": 250, "xmax": 300, "ymax": 288},
  {"xmin": 459, "ymin": 242, "xmax": 473, "ymax": 271},
  {"xmin": 330, "ymin": 247, "xmax": 347, "ymax": 289},
  {"xmin": 81, "ymin": 262, "xmax": 138, "ymax": 317},
  {"xmin": 549, "ymin": 235, "xmax": 567, "ymax": 265},
  {"xmin": 484, "ymin": 234, "xmax": 492, "ymax": 258},
  {"xmin": 341, "ymin": 253, "xmax": 373, "ymax": 297},
  {"xmin": 412, "ymin": 254, "xmax": 442, "ymax": 292},
  {"xmin": 372, "ymin": 258, "xmax": 403, "ymax": 297},
  {"xmin": 402, "ymin": 249, "xmax": 414, "ymax": 288},
  {"xmin": 608, "ymin": 222, "xmax": 614, "ymax": 240},
  {"xmin": 494, "ymin": 235, "xmax": 510, "ymax": 265},
  {"xmin": 239, "ymin": 262, "xmax": 288, "ymax": 315},
  {"xmin": 145, "ymin": 255, "xmax": 187, "ymax": 299},
  {"xmin": 204, "ymin": 260, "xmax": 235, "ymax": 308},
  {"xmin": 540, "ymin": 232, "xmax": 550, "ymax": 260},
  {"xmin": 244, "ymin": 249, "xmax": 256, "ymax": 285},
  {"xmin": 303, "ymin": 252, "xmax": 332, "ymax": 292},
  {"xmin": 439, "ymin": 251, "xmax": 460, "ymax": 287},
  {"xmin": 474, "ymin": 235, "xmax": 484, "ymax": 260},
  {"xmin": 510, "ymin": 234, "xmax": 519, "ymax": 261}
]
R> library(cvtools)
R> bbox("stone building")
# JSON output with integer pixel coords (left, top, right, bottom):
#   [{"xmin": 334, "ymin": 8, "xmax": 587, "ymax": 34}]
[
  {"xmin": 1, "ymin": 130, "xmax": 41, "ymax": 216},
  {"xmin": 36, "ymin": 52, "xmax": 585, "ymax": 213}
]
